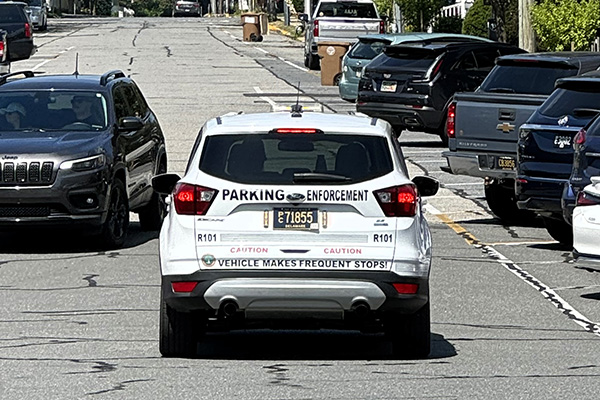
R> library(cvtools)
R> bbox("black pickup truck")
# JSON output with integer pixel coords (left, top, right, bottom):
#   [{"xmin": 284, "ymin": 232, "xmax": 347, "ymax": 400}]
[{"xmin": 0, "ymin": 2, "xmax": 35, "ymax": 63}]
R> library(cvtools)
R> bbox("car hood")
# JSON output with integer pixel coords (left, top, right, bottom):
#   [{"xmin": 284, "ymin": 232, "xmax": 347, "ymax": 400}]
[{"xmin": 0, "ymin": 131, "xmax": 109, "ymax": 156}]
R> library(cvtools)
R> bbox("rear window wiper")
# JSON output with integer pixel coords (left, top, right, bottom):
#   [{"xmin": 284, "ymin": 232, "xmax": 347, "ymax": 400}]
[
  {"xmin": 292, "ymin": 172, "xmax": 353, "ymax": 183},
  {"xmin": 486, "ymin": 87, "xmax": 516, "ymax": 93}
]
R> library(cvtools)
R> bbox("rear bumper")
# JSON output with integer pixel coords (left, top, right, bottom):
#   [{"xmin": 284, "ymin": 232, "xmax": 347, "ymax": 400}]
[
  {"xmin": 163, "ymin": 270, "xmax": 429, "ymax": 318},
  {"xmin": 515, "ymin": 177, "xmax": 565, "ymax": 214},
  {"xmin": 442, "ymin": 150, "xmax": 516, "ymax": 179},
  {"xmin": 7, "ymin": 39, "xmax": 35, "ymax": 62},
  {"xmin": 356, "ymin": 101, "xmax": 441, "ymax": 132}
]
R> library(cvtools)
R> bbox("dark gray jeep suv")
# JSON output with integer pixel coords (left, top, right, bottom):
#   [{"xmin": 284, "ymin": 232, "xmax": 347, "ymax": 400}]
[{"xmin": 0, "ymin": 70, "xmax": 167, "ymax": 248}]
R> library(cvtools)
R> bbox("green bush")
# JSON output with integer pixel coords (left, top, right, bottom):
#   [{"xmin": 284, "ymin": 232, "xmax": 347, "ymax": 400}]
[
  {"xmin": 433, "ymin": 15, "xmax": 463, "ymax": 34},
  {"xmin": 130, "ymin": 0, "xmax": 173, "ymax": 17},
  {"xmin": 462, "ymin": 0, "xmax": 491, "ymax": 39},
  {"xmin": 96, "ymin": 0, "xmax": 112, "ymax": 16}
]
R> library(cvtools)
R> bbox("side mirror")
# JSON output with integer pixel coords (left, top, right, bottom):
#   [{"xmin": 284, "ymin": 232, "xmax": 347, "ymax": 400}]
[
  {"xmin": 118, "ymin": 116, "xmax": 144, "ymax": 131},
  {"xmin": 412, "ymin": 176, "xmax": 439, "ymax": 197},
  {"xmin": 298, "ymin": 13, "xmax": 309, "ymax": 22},
  {"xmin": 152, "ymin": 173, "xmax": 181, "ymax": 195}
]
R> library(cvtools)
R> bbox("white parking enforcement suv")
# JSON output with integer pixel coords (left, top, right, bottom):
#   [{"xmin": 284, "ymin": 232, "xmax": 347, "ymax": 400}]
[{"xmin": 153, "ymin": 106, "xmax": 439, "ymax": 358}]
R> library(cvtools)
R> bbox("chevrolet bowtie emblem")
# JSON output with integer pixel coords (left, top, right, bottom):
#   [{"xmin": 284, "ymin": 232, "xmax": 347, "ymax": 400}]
[{"xmin": 496, "ymin": 122, "xmax": 515, "ymax": 133}]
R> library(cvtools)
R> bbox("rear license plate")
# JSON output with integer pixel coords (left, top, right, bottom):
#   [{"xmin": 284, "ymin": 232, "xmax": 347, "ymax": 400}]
[
  {"xmin": 554, "ymin": 135, "xmax": 572, "ymax": 148},
  {"xmin": 497, "ymin": 156, "xmax": 515, "ymax": 170},
  {"xmin": 273, "ymin": 208, "xmax": 318, "ymax": 230},
  {"xmin": 380, "ymin": 80, "xmax": 397, "ymax": 92}
]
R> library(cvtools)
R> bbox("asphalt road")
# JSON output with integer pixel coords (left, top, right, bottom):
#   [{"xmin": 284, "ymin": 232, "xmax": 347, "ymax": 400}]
[{"xmin": 0, "ymin": 16, "xmax": 598, "ymax": 399}]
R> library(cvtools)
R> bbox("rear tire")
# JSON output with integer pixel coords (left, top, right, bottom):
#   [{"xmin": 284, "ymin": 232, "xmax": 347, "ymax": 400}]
[
  {"xmin": 386, "ymin": 302, "xmax": 431, "ymax": 359},
  {"xmin": 100, "ymin": 179, "xmax": 129, "ymax": 249},
  {"xmin": 484, "ymin": 181, "xmax": 536, "ymax": 224},
  {"xmin": 542, "ymin": 216, "xmax": 573, "ymax": 247},
  {"xmin": 307, "ymin": 53, "xmax": 320, "ymax": 70},
  {"xmin": 159, "ymin": 293, "xmax": 205, "ymax": 358},
  {"xmin": 138, "ymin": 161, "xmax": 167, "ymax": 231}
]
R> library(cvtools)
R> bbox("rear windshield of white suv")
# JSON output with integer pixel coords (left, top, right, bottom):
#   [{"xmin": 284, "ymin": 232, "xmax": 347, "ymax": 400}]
[{"xmin": 199, "ymin": 134, "xmax": 393, "ymax": 185}]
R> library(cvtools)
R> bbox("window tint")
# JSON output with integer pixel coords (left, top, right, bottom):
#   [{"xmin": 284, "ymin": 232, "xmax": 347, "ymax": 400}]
[
  {"xmin": 375, "ymin": 48, "xmax": 438, "ymax": 70},
  {"xmin": 112, "ymin": 86, "xmax": 131, "ymax": 121},
  {"xmin": 348, "ymin": 40, "xmax": 389, "ymax": 60},
  {"xmin": 0, "ymin": 5, "xmax": 25, "ymax": 22},
  {"xmin": 317, "ymin": 2, "xmax": 377, "ymax": 18},
  {"xmin": 455, "ymin": 51, "xmax": 477, "ymax": 71},
  {"xmin": 473, "ymin": 49, "xmax": 500, "ymax": 72},
  {"xmin": 199, "ymin": 134, "xmax": 393, "ymax": 184},
  {"xmin": 479, "ymin": 65, "xmax": 577, "ymax": 95},
  {"xmin": 539, "ymin": 88, "xmax": 600, "ymax": 118},
  {"xmin": 122, "ymin": 84, "xmax": 146, "ymax": 118}
]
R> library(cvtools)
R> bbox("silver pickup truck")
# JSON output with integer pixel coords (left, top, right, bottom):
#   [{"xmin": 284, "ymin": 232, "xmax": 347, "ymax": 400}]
[
  {"xmin": 442, "ymin": 52, "xmax": 600, "ymax": 223},
  {"xmin": 300, "ymin": 0, "xmax": 384, "ymax": 70}
]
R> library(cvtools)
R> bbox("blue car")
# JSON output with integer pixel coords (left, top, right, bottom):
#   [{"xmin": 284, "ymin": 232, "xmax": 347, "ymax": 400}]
[{"xmin": 338, "ymin": 32, "xmax": 493, "ymax": 102}]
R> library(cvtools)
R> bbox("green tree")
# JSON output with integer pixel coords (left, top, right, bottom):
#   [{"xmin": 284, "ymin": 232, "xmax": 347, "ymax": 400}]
[
  {"xmin": 462, "ymin": 0, "xmax": 491, "ymax": 38},
  {"xmin": 433, "ymin": 15, "xmax": 463, "ymax": 33},
  {"xmin": 532, "ymin": 0, "xmax": 600, "ymax": 51},
  {"xmin": 130, "ymin": 0, "xmax": 173, "ymax": 16},
  {"xmin": 397, "ymin": 0, "xmax": 446, "ymax": 32},
  {"xmin": 488, "ymin": 0, "xmax": 518, "ymax": 45}
]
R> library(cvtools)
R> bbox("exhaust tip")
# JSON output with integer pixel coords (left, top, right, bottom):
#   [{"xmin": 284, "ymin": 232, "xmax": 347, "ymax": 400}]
[
  {"xmin": 350, "ymin": 301, "xmax": 370, "ymax": 318},
  {"xmin": 219, "ymin": 300, "xmax": 239, "ymax": 318}
]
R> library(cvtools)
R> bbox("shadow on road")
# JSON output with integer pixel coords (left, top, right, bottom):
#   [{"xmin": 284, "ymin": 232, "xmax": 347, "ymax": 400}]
[{"xmin": 191, "ymin": 330, "xmax": 456, "ymax": 360}]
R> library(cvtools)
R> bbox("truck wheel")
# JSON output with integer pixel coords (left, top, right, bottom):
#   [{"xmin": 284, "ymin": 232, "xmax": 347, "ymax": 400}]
[
  {"xmin": 307, "ymin": 53, "xmax": 320, "ymax": 70},
  {"xmin": 542, "ymin": 216, "xmax": 573, "ymax": 247},
  {"xmin": 484, "ymin": 181, "xmax": 536, "ymax": 224},
  {"xmin": 385, "ymin": 302, "xmax": 431, "ymax": 359},
  {"xmin": 159, "ymin": 293, "xmax": 205, "ymax": 358},
  {"xmin": 100, "ymin": 179, "xmax": 129, "ymax": 249}
]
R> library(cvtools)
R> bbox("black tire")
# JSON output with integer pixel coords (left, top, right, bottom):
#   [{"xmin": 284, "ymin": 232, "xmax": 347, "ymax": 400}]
[
  {"xmin": 159, "ymin": 293, "xmax": 204, "ymax": 357},
  {"xmin": 437, "ymin": 119, "xmax": 448, "ymax": 146},
  {"xmin": 100, "ymin": 179, "xmax": 129, "ymax": 249},
  {"xmin": 307, "ymin": 53, "xmax": 320, "ymax": 70},
  {"xmin": 542, "ymin": 216, "xmax": 573, "ymax": 247},
  {"xmin": 484, "ymin": 182, "xmax": 536, "ymax": 224},
  {"xmin": 304, "ymin": 53, "xmax": 310, "ymax": 68},
  {"xmin": 138, "ymin": 161, "xmax": 167, "ymax": 231},
  {"xmin": 386, "ymin": 302, "xmax": 431, "ymax": 359}
]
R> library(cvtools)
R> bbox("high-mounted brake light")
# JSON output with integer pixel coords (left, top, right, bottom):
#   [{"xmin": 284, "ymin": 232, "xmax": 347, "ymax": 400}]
[
  {"xmin": 171, "ymin": 281, "xmax": 199, "ymax": 293},
  {"xmin": 272, "ymin": 128, "xmax": 322, "ymax": 134},
  {"xmin": 314, "ymin": 19, "xmax": 319, "ymax": 37},
  {"xmin": 446, "ymin": 102, "xmax": 456, "ymax": 139},
  {"xmin": 173, "ymin": 183, "xmax": 218, "ymax": 215},
  {"xmin": 374, "ymin": 185, "xmax": 418, "ymax": 217},
  {"xmin": 576, "ymin": 190, "xmax": 600, "ymax": 206}
]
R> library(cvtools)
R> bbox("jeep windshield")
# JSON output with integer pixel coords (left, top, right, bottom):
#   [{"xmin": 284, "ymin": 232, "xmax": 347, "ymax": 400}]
[
  {"xmin": 199, "ymin": 134, "xmax": 393, "ymax": 185},
  {"xmin": 0, "ymin": 91, "xmax": 108, "ymax": 132}
]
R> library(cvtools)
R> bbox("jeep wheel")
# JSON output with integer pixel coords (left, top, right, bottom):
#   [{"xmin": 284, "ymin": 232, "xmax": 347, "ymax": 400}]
[
  {"xmin": 101, "ymin": 179, "xmax": 129, "ymax": 249},
  {"xmin": 484, "ymin": 181, "xmax": 536, "ymax": 224},
  {"xmin": 159, "ymin": 293, "xmax": 205, "ymax": 357},
  {"xmin": 138, "ymin": 161, "xmax": 167, "ymax": 231},
  {"xmin": 542, "ymin": 216, "xmax": 573, "ymax": 247},
  {"xmin": 385, "ymin": 302, "xmax": 431, "ymax": 359}
]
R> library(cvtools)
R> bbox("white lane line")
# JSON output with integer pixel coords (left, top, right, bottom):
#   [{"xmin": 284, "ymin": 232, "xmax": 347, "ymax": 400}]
[
  {"xmin": 426, "ymin": 203, "xmax": 600, "ymax": 337},
  {"xmin": 284, "ymin": 59, "xmax": 308, "ymax": 72},
  {"xmin": 486, "ymin": 241, "xmax": 557, "ymax": 246},
  {"xmin": 32, "ymin": 59, "xmax": 51, "ymax": 71},
  {"xmin": 32, "ymin": 46, "xmax": 75, "ymax": 70},
  {"xmin": 255, "ymin": 47, "xmax": 269, "ymax": 54},
  {"xmin": 253, "ymin": 86, "xmax": 277, "ymax": 108},
  {"xmin": 443, "ymin": 182, "xmax": 482, "ymax": 187}
]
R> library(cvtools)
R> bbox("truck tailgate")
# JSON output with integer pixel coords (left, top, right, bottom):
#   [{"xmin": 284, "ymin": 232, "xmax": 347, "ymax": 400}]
[{"xmin": 317, "ymin": 18, "xmax": 380, "ymax": 41}]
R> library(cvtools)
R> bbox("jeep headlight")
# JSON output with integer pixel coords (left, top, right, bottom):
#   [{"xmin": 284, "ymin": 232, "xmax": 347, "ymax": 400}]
[{"xmin": 60, "ymin": 154, "xmax": 106, "ymax": 171}]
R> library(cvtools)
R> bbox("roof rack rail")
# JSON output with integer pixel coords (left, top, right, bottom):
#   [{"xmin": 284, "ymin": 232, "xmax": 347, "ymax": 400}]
[
  {"xmin": 100, "ymin": 70, "xmax": 126, "ymax": 86},
  {"xmin": 0, "ymin": 71, "xmax": 34, "ymax": 86}
]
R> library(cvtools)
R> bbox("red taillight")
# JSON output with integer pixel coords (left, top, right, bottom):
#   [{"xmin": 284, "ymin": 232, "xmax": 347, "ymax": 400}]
[
  {"xmin": 173, "ymin": 183, "xmax": 217, "ymax": 215},
  {"xmin": 25, "ymin": 23, "xmax": 32, "ymax": 38},
  {"xmin": 374, "ymin": 185, "xmax": 418, "ymax": 217},
  {"xmin": 193, "ymin": 2, "xmax": 199, "ymax": 7},
  {"xmin": 393, "ymin": 283, "xmax": 419, "ymax": 294},
  {"xmin": 574, "ymin": 128, "xmax": 586, "ymax": 146},
  {"xmin": 576, "ymin": 190, "xmax": 600, "ymax": 206},
  {"xmin": 429, "ymin": 58, "xmax": 444, "ymax": 80},
  {"xmin": 273, "ymin": 128, "xmax": 320, "ymax": 134},
  {"xmin": 516, "ymin": 178, "xmax": 528, "ymax": 184},
  {"xmin": 0, "ymin": 41, "xmax": 4, "ymax": 58},
  {"xmin": 171, "ymin": 281, "xmax": 199, "ymax": 293},
  {"xmin": 446, "ymin": 102, "xmax": 456, "ymax": 138},
  {"xmin": 313, "ymin": 19, "xmax": 319, "ymax": 37},
  {"xmin": 379, "ymin": 20, "xmax": 385, "ymax": 33}
]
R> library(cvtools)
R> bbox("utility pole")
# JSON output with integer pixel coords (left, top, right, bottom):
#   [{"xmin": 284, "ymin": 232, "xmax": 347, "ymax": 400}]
[{"xmin": 518, "ymin": 0, "xmax": 535, "ymax": 51}]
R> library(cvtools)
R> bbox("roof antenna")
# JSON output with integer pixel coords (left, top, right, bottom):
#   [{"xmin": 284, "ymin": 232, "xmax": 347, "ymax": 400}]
[
  {"xmin": 291, "ymin": 81, "xmax": 302, "ymax": 117},
  {"xmin": 73, "ymin": 53, "xmax": 79, "ymax": 76}
]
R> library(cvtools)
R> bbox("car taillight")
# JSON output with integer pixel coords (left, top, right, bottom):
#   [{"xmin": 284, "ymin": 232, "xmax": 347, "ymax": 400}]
[
  {"xmin": 0, "ymin": 41, "xmax": 4, "ymax": 58},
  {"xmin": 574, "ymin": 128, "xmax": 586, "ymax": 149},
  {"xmin": 429, "ymin": 58, "xmax": 443, "ymax": 80},
  {"xmin": 173, "ymin": 183, "xmax": 218, "ymax": 215},
  {"xmin": 171, "ymin": 281, "xmax": 198, "ymax": 293},
  {"xmin": 576, "ymin": 190, "xmax": 600, "ymax": 206},
  {"xmin": 25, "ymin": 23, "xmax": 32, "ymax": 38},
  {"xmin": 193, "ymin": 2, "xmax": 199, "ymax": 7},
  {"xmin": 446, "ymin": 102, "xmax": 456, "ymax": 139},
  {"xmin": 379, "ymin": 20, "xmax": 385, "ymax": 33},
  {"xmin": 313, "ymin": 19, "xmax": 319, "ymax": 37},
  {"xmin": 374, "ymin": 185, "xmax": 418, "ymax": 217}
]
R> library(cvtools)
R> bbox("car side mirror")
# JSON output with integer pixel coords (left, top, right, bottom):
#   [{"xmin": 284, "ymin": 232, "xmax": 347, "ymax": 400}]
[
  {"xmin": 412, "ymin": 176, "xmax": 439, "ymax": 197},
  {"xmin": 152, "ymin": 173, "xmax": 181, "ymax": 195},
  {"xmin": 299, "ymin": 13, "xmax": 309, "ymax": 22},
  {"xmin": 118, "ymin": 116, "xmax": 144, "ymax": 131}
]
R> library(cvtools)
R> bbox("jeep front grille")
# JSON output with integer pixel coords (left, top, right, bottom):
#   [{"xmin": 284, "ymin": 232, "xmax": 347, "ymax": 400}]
[{"xmin": 0, "ymin": 161, "xmax": 54, "ymax": 184}]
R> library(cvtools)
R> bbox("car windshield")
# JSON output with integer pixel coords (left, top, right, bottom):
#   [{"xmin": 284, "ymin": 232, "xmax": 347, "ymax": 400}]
[
  {"xmin": 0, "ymin": 91, "xmax": 108, "ymax": 132},
  {"xmin": 479, "ymin": 64, "xmax": 577, "ymax": 95},
  {"xmin": 199, "ymin": 134, "xmax": 393, "ymax": 184},
  {"xmin": 539, "ymin": 88, "xmax": 600, "ymax": 118},
  {"xmin": 348, "ymin": 40, "xmax": 389, "ymax": 60},
  {"xmin": 316, "ymin": 2, "xmax": 377, "ymax": 18}
]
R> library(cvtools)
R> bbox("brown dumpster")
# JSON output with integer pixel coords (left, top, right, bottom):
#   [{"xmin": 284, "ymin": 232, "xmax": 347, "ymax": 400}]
[
  {"xmin": 317, "ymin": 41, "xmax": 351, "ymax": 86},
  {"xmin": 241, "ymin": 13, "xmax": 262, "ymax": 42}
]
